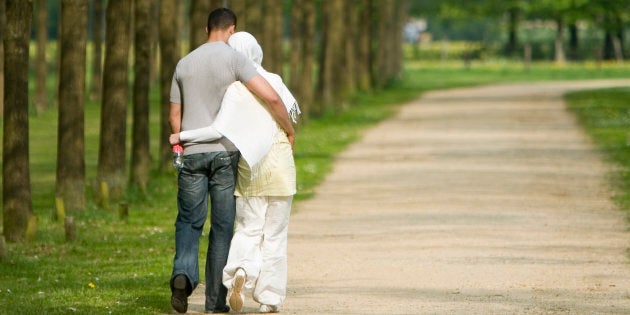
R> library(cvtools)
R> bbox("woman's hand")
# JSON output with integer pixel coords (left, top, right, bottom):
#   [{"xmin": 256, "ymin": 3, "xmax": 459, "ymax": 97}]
[{"xmin": 287, "ymin": 133, "xmax": 295, "ymax": 151}]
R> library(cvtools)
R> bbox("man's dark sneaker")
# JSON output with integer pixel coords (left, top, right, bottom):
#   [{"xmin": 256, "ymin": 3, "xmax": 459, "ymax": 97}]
[
  {"xmin": 171, "ymin": 274, "xmax": 188, "ymax": 313},
  {"xmin": 208, "ymin": 305, "xmax": 230, "ymax": 313}
]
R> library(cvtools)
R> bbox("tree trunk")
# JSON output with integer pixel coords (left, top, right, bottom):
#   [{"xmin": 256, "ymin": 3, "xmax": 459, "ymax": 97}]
[
  {"xmin": 148, "ymin": 1, "xmax": 159, "ymax": 83},
  {"xmin": 3, "ymin": 0, "xmax": 33, "ymax": 242},
  {"xmin": 262, "ymin": 0, "xmax": 283, "ymax": 75},
  {"xmin": 97, "ymin": 0, "xmax": 131, "ymax": 200},
  {"xmin": 177, "ymin": 0, "xmax": 187, "ymax": 52},
  {"xmin": 319, "ymin": 0, "xmax": 345, "ymax": 111},
  {"xmin": 159, "ymin": 0, "xmax": 180, "ymax": 171},
  {"xmin": 131, "ymin": 0, "xmax": 151, "ymax": 192},
  {"xmin": 90, "ymin": 0, "xmax": 104, "ymax": 101},
  {"xmin": 356, "ymin": 0, "xmax": 373, "ymax": 92},
  {"xmin": 229, "ymin": 0, "xmax": 247, "ymax": 30},
  {"xmin": 34, "ymin": 0, "xmax": 47, "ymax": 113},
  {"xmin": 243, "ymin": 0, "xmax": 263, "ymax": 44},
  {"xmin": 299, "ymin": 0, "xmax": 316, "ymax": 120},
  {"xmin": 288, "ymin": 0, "xmax": 315, "ymax": 121},
  {"xmin": 289, "ymin": 0, "xmax": 302, "ymax": 97},
  {"xmin": 374, "ymin": 0, "xmax": 393, "ymax": 88},
  {"xmin": 343, "ymin": 0, "xmax": 357, "ymax": 98},
  {"xmin": 392, "ymin": 0, "xmax": 405, "ymax": 77},
  {"xmin": 57, "ymin": 0, "xmax": 87, "ymax": 212},
  {"xmin": 568, "ymin": 23, "xmax": 579, "ymax": 61},
  {"xmin": 189, "ymin": 0, "xmax": 219, "ymax": 51},
  {"xmin": 0, "ymin": 0, "xmax": 5, "ymax": 114},
  {"xmin": 554, "ymin": 18, "xmax": 566, "ymax": 65},
  {"xmin": 603, "ymin": 31, "xmax": 614, "ymax": 60},
  {"xmin": 504, "ymin": 7, "xmax": 519, "ymax": 57}
]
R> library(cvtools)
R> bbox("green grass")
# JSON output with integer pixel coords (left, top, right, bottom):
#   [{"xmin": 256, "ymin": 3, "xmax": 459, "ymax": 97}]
[
  {"xmin": 1, "ymin": 60, "xmax": 630, "ymax": 314},
  {"xmin": 566, "ymin": 88, "xmax": 630, "ymax": 212}
]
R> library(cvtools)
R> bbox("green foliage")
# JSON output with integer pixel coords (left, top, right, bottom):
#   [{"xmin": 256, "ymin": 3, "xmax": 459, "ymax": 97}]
[{"xmin": 566, "ymin": 88, "xmax": 630, "ymax": 211}]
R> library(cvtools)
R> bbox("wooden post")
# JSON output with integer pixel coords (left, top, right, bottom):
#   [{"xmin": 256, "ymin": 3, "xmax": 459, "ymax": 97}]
[
  {"xmin": 0, "ymin": 235, "xmax": 7, "ymax": 261},
  {"xmin": 100, "ymin": 181, "xmax": 109, "ymax": 210},
  {"xmin": 65, "ymin": 216, "xmax": 76, "ymax": 242},
  {"xmin": 25, "ymin": 216, "xmax": 38, "ymax": 242},
  {"xmin": 119, "ymin": 202, "xmax": 129, "ymax": 221},
  {"xmin": 54, "ymin": 196, "xmax": 66, "ymax": 222},
  {"xmin": 524, "ymin": 44, "xmax": 532, "ymax": 72}
]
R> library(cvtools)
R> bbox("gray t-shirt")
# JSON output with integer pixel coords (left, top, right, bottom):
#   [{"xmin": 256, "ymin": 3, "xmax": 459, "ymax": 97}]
[{"xmin": 170, "ymin": 41, "xmax": 258, "ymax": 154}]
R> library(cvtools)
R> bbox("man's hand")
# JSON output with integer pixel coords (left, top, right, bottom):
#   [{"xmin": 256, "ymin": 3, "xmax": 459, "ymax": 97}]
[{"xmin": 169, "ymin": 133, "xmax": 181, "ymax": 146}]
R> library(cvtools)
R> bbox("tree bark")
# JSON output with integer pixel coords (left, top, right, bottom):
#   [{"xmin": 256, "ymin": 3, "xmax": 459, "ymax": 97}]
[
  {"xmin": 0, "ymin": 0, "xmax": 5, "ymax": 114},
  {"xmin": 356, "ymin": 0, "xmax": 373, "ymax": 91},
  {"xmin": 97, "ymin": 0, "xmax": 131, "ymax": 199},
  {"xmin": 3, "ymin": 0, "xmax": 33, "ymax": 242},
  {"xmin": 131, "ymin": 0, "xmax": 151, "ymax": 192},
  {"xmin": 374, "ymin": 0, "xmax": 393, "ymax": 88},
  {"xmin": 90, "ymin": 0, "xmax": 104, "ymax": 101},
  {"xmin": 159, "ymin": 0, "xmax": 180, "ymax": 171},
  {"xmin": 34, "ymin": 0, "xmax": 47, "ymax": 113},
  {"xmin": 189, "ymin": 0, "xmax": 219, "ymax": 51},
  {"xmin": 289, "ymin": 0, "xmax": 303, "ymax": 99},
  {"xmin": 262, "ymin": 0, "xmax": 283, "ymax": 75},
  {"xmin": 299, "ymin": 0, "xmax": 315, "ymax": 120},
  {"xmin": 57, "ymin": 0, "xmax": 87, "ymax": 212},
  {"xmin": 244, "ymin": 0, "xmax": 263, "ymax": 48},
  {"xmin": 568, "ymin": 23, "xmax": 579, "ymax": 61},
  {"xmin": 319, "ymin": 0, "xmax": 345, "ymax": 111},
  {"xmin": 505, "ymin": 7, "xmax": 518, "ymax": 57},
  {"xmin": 343, "ymin": 0, "xmax": 357, "ymax": 98},
  {"xmin": 554, "ymin": 18, "xmax": 566, "ymax": 65},
  {"xmin": 392, "ymin": 0, "xmax": 405, "ymax": 77}
]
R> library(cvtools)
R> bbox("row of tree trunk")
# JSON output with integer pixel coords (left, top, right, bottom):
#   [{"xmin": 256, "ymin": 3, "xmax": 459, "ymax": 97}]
[{"xmin": 1, "ymin": 0, "xmax": 406, "ymax": 242}]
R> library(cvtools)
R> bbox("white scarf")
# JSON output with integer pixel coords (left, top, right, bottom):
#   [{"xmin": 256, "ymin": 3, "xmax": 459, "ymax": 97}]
[
  {"xmin": 228, "ymin": 32, "xmax": 301, "ymax": 123},
  {"xmin": 212, "ymin": 32, "xmax": 300, "ymax": 168}
]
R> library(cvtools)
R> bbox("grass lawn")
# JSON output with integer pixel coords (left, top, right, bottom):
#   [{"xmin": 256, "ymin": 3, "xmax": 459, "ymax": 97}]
[
  {"xmin": 566, "ymin": 87, "xmax": 630, "ymax": 212},
  {"xmin": 1, "ymin": 60, "xmax": 629, "ymax": 314}
]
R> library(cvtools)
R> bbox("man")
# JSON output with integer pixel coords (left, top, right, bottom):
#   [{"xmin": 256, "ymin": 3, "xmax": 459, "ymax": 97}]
[{"xmin": 168, "ymin": 8, "xmax": 295, "ymax": 313}]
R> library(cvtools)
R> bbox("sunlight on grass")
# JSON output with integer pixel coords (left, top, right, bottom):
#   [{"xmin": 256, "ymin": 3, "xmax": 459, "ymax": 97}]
[{"xmin": 566, "ymin": 88, "xmax": 630, "ymax": 212}]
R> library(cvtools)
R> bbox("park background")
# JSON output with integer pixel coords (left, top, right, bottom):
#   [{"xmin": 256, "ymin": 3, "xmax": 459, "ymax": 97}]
[{"xmin": 0, "ymin": 0, "xmax": 630, "ymax": 313}]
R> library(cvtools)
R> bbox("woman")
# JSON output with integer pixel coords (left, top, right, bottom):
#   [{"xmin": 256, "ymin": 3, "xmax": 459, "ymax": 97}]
[{"xmin": 169, "ymin": 31, "xmax": 299, "ymax": 313}]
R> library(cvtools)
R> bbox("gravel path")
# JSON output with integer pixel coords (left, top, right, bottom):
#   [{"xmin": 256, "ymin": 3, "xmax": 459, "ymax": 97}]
[{"xmin": 185, "ymin": 79, "xmax": 630, "ymax": 314}]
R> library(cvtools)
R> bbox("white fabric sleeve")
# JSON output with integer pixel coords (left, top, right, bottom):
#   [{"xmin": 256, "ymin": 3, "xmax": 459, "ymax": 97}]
[
  {"xmin": 214, "ymin": 82, "xmax": 276, "ymax": 168},
  {"xmin": 179, "ymin": 126, "xmax": 223, "ymax": 143}
]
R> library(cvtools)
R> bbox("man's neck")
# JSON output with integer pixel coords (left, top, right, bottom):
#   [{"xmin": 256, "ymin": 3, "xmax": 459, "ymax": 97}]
[{"xmin": 207, "ymin": 29, "xmax": 230, "ymax": 44}]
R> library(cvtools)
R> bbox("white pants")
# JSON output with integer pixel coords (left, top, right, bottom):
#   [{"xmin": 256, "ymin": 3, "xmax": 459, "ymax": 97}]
[{"xmin": 223, "ymin": 196, "xmax": 292, "ymax": 306}]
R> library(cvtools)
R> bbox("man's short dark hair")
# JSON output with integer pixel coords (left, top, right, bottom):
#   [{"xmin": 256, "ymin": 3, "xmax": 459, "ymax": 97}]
[{"xmin": 207, "ymin": 8, "xmax": 237, "ymax": 32}]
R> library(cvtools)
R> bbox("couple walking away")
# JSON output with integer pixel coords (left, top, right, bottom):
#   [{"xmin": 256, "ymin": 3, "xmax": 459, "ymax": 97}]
[{"xmin": 167, "ymin": 8, "xmax": 299, "ymax": 314}]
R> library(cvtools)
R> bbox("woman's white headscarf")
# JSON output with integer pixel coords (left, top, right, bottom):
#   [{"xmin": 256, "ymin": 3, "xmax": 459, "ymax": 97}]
[{"xmin": 228, "ymin": 32, "xmax": 301, "ymax": 123}]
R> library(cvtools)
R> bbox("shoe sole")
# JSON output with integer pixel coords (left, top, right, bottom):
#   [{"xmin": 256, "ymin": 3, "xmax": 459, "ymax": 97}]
[
  {"xmin": 229, "ymin": 274, "xmax": 245, "ymax": 312},
  {"xmin": 171, "ymin": 275, "xmax": 188, "ymax": 313}
]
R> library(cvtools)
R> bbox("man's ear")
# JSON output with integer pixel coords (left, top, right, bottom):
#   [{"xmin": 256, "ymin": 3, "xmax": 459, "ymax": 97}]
[
  {"xmin": 205, "ymin": 26, "xmax": 209, "ymax": 34},
  {"xmin": 228, "ymin": 25, "xmax": 235, "ymax": 35}
]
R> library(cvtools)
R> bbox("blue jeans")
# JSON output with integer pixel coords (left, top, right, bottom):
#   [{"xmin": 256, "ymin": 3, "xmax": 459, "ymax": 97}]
[{"xmin": 170, "ymin": 151, "xmax": 239, "ymax": 311}]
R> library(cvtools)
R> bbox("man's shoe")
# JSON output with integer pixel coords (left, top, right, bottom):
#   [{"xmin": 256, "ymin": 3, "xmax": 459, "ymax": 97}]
[
  {"xmin": 171, "ymin": 274, "xmax": 188, "ymax": 313},
  {"xmin": 259, "ymin": 304, "xmax": 281, "ymax": 313},
  {"xmin": 209, "ymin": 305, "xmax": 230, "ymax": 313},
  {"xmin": 228, "ymin": 268, "xmax": 246, "ymax": 312}
]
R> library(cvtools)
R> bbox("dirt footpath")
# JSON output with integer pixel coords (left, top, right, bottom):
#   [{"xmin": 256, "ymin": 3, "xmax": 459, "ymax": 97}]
[{"xmin": 186, "ymin": 79, "xmax": 630, "ymax": 314}]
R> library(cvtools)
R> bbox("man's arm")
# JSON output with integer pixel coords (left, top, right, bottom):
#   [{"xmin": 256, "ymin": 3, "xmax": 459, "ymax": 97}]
[
  {"xmin": 169, "ymin": 102, "xmax": 182, "ymax": 135},
  {"xmin": 244, "ymin": 75, "xmax": 295, "ymax": 147}
]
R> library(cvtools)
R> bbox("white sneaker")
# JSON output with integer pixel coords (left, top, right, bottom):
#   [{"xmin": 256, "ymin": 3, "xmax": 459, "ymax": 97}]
[
  {"xmin": 259, "ymin": 304, "xmax": 281, "ymax": 313},
  {"xmin": 229, "ymin": 268, "xmax": 246, "ymax": 312}
]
